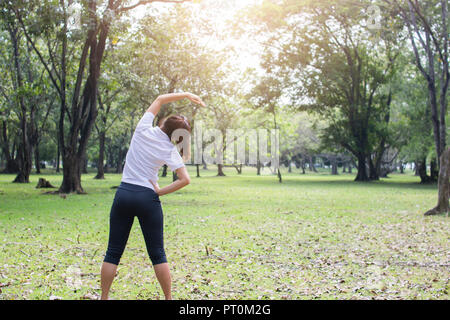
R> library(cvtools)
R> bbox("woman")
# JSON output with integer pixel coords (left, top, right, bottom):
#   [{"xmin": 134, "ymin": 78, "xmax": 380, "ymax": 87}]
[{"xmin": 100, "ymin": 92, "xmax": 205, "ymax": 300}]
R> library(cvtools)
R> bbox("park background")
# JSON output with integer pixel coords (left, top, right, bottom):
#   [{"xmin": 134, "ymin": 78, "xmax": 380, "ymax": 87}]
[{"xmin": 0, "ymin": 0, "xmax": 449, "ymax": 300}]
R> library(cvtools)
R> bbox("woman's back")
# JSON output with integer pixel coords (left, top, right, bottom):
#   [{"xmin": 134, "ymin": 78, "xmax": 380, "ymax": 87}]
[{"xmin": 121, "ymin": 112, "xmax": 185, "ymax": 191}]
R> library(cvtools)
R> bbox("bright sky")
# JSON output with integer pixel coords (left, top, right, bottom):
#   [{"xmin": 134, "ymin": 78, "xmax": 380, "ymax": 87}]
[{"xmin": 127, "ymin": 0, "xmax": 262, "ymax": 79}]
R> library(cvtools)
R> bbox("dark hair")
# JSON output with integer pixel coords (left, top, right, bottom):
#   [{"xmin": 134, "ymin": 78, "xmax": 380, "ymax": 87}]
[
  {"xmin": 160, "ymin": 115, "xmax": 191, "ymax": 161},
  {"xmin": 160, "ymin": 115, "xmax": 191, "ymax": 142}
]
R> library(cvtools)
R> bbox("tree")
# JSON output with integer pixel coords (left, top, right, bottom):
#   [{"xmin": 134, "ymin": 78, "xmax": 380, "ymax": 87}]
[
  {"xmin": 0, "ymin": 10, "xmax": 32, "ymax": 182},
  {"xmin": 129, "ymin": 6, "xmax": 229, "ymax": 179},
  {"xmin": 384, "ymin": 0, "xmax": 448, "ymax": 166},
  {"xmin": 94, "ymin": 30, "xmax": 132, "ymax": 179},
  {"xmin": 0, "ymin": 27, "xmax": 20, "ymax": 174},
  {"xmin": 203, "ymin": 95, "xmax": 241, "ymax": 177},
  {"xmin": 12, "ymin": 0, "xmax": 191, "ymax": 193},
  {"xmin": 247, "ymin": 0, "xmax": 401, "ymax": 181},
  {"xmin": 392, "ymin": 62, "xmax": 437, "ymax": 183},
  {"xmin": 383, "ymin": 0, "xmax": 449, "ymax": 214},
  {"xmin": 294, "ymin": 114, "xmax": 324, "ymax": 173},
  {"xmin": 248, "ymin": 76, "xmax": 283, "ymax": 182},
  {"xmin": 0, "ymin": 5, "xmax": 55, "ymax": 181}
]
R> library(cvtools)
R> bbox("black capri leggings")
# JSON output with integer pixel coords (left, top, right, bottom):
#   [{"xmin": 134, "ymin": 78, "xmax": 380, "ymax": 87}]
[{"xmin": 103, "ymin": 181, "xmax": 167, "ymax": 266}]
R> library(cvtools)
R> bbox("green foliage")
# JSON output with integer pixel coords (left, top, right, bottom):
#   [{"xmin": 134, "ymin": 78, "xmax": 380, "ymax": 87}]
[
  {"xmin": 392, "ymin": 63, "xmax": 435, "ymax": 162},
  {"xmin": 245, "ymin": 0, "xmax": 409, "ymax": 177}
]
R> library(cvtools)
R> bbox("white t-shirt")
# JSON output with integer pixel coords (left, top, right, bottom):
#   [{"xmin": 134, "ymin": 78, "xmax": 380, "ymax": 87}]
[{"xmin": 121, "ymin": 112, "xmax": 185, "ymax": 190}]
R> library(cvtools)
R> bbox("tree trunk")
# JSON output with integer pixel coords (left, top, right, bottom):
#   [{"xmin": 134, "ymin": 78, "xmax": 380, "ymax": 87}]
[
  {"xmin": 0, "ymin": 120, "xmax": 17, "ymax": 173},
  {"xmin": 430, "ymin": 157, "xmax": 439, "ymax": 182},
  {"xmin": 256, "ymin": 160, "xmax": 261, "ymax": 175},
  {"xmin": 0, "ymin": 120, "xmax": 11, "ymax": 163},
  {"xmin": 1, "ymin": 121, "xmax": 19, "ymax": 173},
  {"xmin": 355, "ymin": 154, "xmax": 369, "ymax": 181},
  {"xmin": 9, "ymin": 25, "xmax": 32, "ymax": 183},
  {"xmin": 375, "ymin": 153, "xmax": 384, "ymax": 179},
  {"xmin": 81, "ymin": 153, "xmax": 88, "ymax": 174},
  {"xmin": 25, "ymin": 39, "xmax": 39, "ymax": 176},
  {"xmin": 95, "ymin": 131, "xmax": 105, "ymax": 179},
  {"xmin": 34, "ymin": 144, "xmax": 40, "ymax": 174},
  {"xmin": 161, "ymin": 164, "xmax": 168, "ymax": 177},
  {"xmin": 308, "ymin": 155, "xmax": 317, "ymax": 172},
  {"xmin": 217, "ymin": 164, "xmax": 225, "ymax": 176},
  {"xmin": 196, "ymin": 164, "xmax": 200, "ymax": 177},
  {"xmin": 331, "ymin": 156, "xmax": 338, "ymax": 175},
  {"xmin": 369, "ymin": 157, "xmax": 379, "ymax": 181},
  {"xmin": 417, "ymin": 158, "xmax": 433, "ymax": 183},
  {"xmin": 414, "ymin": 161, "xmax": 419, "ymax": 176},
  {"xmin": 425, "ymin": 147, "xmax": 450, "ymax": 215},
  {"xmin": 116, "ymin": 151, "xmax": 125, "ymax": 173},
  {"xmin": 56, "ymin": 137, "xmax": 60, "ymax": 173},
  {"xmin": 106, "ymin": 145, "xmax": 114, "ymax": 173},
  {"xmin": 13, "ymin": 145, "xmax": 27, "ymax": 183},
  {"xmin": 59, "ymin": 153, "xmax": 85, "ymax": 194}
]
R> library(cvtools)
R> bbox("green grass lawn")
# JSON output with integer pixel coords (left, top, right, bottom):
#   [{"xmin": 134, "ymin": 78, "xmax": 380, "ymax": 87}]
[{"xmin": 0, "ymin": 166, "xmax": 448, "ymax": 300}]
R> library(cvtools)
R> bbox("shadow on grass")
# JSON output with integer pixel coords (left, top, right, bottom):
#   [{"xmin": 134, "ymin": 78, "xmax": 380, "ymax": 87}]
[
  {"xmin": 234, "ymin": 174, "xmax": 437, "ymax": 191},
  {"xmin": 1, "ymin": 170, "xmax": 437, "ymax": 193}
]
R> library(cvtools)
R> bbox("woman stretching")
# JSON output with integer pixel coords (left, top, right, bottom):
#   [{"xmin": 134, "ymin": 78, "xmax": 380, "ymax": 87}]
[{"xmin": 100, "ymin": 92, "xmax": 205, "ymax": 300}]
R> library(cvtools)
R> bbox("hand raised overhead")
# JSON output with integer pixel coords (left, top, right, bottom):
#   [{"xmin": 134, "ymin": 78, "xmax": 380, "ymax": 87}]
[{"xmin": 186, "ymin": 93, "xmax": 206, "ymax": 107}]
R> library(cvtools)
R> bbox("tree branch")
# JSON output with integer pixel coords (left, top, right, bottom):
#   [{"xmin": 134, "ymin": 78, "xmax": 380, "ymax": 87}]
[
  {"xmin": 39, "ymin": 97, "xmax": 55, "ymax": 133},
  {"xmin": 0, "ymin": 85, "xmax": 10, "ymax": 102},
  {"xmin": 46, "ymin": 37, "xmax": 62, "ymax": 85},
  {"xmin": 409, "ymin": 0, "xmax": 445, "ymax": 63},
  {"xmin": 118, "ymin": 0, "xmax": 191, "ymax": 12},
  {"xmin": 15, "ymin": 9, "xmax": 62, "ymax": 97}
]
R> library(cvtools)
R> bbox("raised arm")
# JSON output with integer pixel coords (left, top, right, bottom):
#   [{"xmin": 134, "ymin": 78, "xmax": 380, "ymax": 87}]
[{"xmin": 147, "ymin": 92, "xmax": 206, "ymax": 116}]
